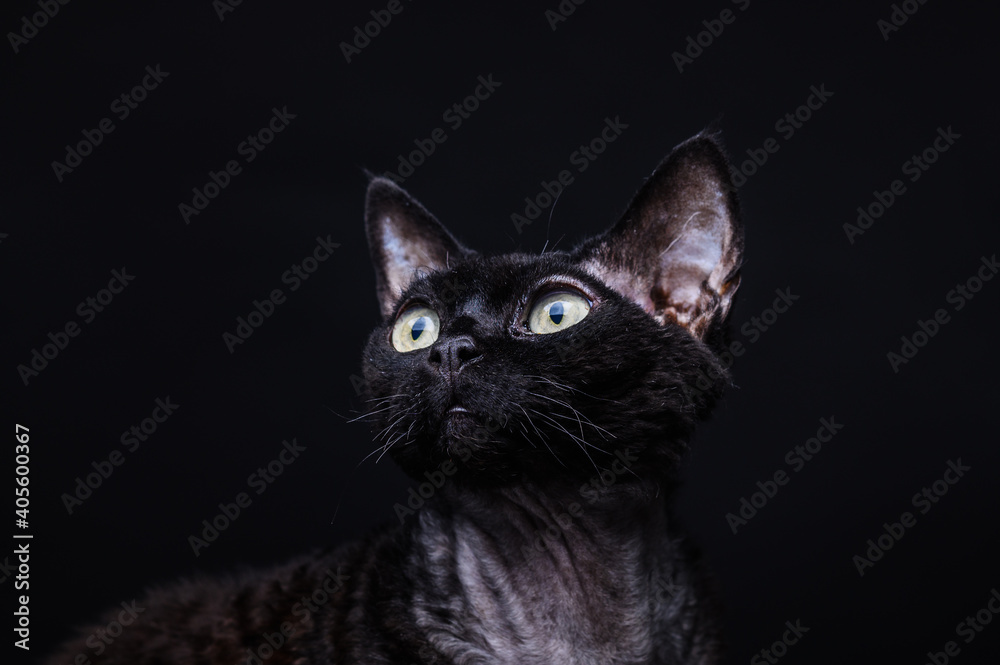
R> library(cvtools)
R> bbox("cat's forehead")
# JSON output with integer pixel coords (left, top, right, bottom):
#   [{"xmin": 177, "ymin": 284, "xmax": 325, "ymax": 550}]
[{"xmin": 402, "ymin": 252, "xmax": 594, "ymax": 311}]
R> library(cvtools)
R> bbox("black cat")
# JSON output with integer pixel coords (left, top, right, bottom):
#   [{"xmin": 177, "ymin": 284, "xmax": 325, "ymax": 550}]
[{"xmin": 44, "ymin": 131, "xmax": 743, "ymax": 664}]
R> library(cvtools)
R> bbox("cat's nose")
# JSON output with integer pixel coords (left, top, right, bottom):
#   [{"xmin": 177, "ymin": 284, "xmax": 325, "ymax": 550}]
[{"xmin": 428, "ymin": 335, "xmax": 481, "ymax": 377}]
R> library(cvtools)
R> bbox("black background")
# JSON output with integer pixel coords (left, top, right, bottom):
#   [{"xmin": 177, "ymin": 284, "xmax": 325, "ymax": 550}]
[{"xmin": 4, "ymin": 1, "xmax": 1000, "ymax": 663}]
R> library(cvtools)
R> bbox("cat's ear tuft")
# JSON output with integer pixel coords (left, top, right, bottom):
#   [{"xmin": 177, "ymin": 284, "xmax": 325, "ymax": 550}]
[
  {"xmin": 365, "ymin": 177, "xmax": 473, "ymax": 318},
  {"xmin": 575, "ymin": 133, "xmax": 743, "ymax": 339}
]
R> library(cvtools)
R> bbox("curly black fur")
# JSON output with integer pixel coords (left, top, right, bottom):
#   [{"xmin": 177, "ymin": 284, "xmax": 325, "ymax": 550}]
[{"xmin": 44, "ymin": 132, "xmax": 742, "ymax": 665}]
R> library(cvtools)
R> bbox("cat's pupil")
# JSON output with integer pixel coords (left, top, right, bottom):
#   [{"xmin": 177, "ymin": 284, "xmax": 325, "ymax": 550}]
[
  {"xmin": 549, "ymin": 302, "xmax": 565, "ymax": 325},
  {"xmin": 411, "ymin": 317, "xmax": 426, "ymax": 340}
]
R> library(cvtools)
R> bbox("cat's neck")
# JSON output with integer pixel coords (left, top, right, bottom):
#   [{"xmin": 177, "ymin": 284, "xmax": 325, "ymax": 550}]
[
  {"xmin": 404, "ymin": 477, "xmax": 697, "ymax": 663},
  {"xmin": 440, "ymin": 476, "xmax": 669, "ymax": 556}
]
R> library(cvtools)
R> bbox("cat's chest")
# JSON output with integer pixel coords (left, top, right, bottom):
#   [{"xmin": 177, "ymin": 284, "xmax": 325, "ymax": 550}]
[{"xmin": 409, "ymin": 513, "xmax": 657, "ymax": 664}]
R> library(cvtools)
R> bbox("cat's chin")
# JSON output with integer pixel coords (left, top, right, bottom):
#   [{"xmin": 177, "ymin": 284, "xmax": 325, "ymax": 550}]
[
  {"xmin": 440, "ymin": 411, "xmax": 506, "ymax": 456},
  {"xmin": 385, "ymin": 412, "xmax": 526, "ymax": 481}
]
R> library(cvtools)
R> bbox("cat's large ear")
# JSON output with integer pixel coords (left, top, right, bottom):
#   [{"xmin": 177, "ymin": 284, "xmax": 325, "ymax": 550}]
[
  {"xmin": 365, "ymin": 177, "xmax": 474, "ymax": 318},
  {"xmin": 575, "ymin": 133, "xmax": 743, "ymax": 339}
]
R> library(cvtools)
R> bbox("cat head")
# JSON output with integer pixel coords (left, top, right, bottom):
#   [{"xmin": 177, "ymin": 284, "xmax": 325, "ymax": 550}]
[{"xmin": 359, "ymin": 133, "xmax": 743, "ymax": 486}]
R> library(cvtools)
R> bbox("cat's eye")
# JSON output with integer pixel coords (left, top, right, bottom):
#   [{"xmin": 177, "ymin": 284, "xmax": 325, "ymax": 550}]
[
  {"xmin": 391, "ymin": 306, "xmax": 440, "ymax": 352},
  {"xmin": 527, "ymin": 291, "xmax": 591, "ymax": 334}
]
